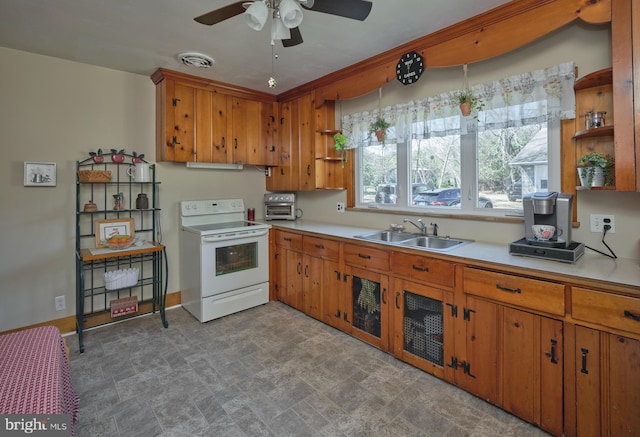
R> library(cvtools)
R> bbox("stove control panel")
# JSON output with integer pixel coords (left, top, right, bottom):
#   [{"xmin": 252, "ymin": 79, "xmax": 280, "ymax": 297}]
[{"xmin": 181, "ymin": 198, "xmax": 245, "ymax": 217}]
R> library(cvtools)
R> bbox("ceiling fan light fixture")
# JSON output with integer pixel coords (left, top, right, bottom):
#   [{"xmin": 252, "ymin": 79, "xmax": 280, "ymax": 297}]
[
  {"xmin": 177, "ymin": 52, "xmax": 214, "ymax": 68},
  {"xmin": 279, "ymin": 0, "xmax": 303, "ymax": 28},
  {"xmin": 271, "ymin": 15, "xmax": 291, "ymax": 42},
  {"xmin": 244, "ymin": 1, "xmax": 269, "ymax": 31}
]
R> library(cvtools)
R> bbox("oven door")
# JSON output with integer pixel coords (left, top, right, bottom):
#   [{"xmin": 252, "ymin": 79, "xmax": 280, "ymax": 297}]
[{"xmin": 200, "ymin": 229, "xmax": 269, "ymax": 297}]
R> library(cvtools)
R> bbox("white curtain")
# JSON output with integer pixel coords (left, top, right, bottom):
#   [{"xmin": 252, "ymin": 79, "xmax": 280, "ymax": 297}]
[{"xmin": 340, "ymin": 62, "xmax": 575, "ymax": 148}]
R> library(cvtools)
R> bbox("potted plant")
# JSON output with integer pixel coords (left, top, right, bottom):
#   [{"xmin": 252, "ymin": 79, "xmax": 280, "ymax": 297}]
[
  {"xmin": 577, "ymin": 151, "xmax": 614, "ymax": 188},
  {"xmin": 370, "ymin": 117, "xmax": 391, "ymax": 143},
  {"xmin": 333, "ymin": 132, "xmax": 348, "ymax": 168},
  {"xmin": 89, "ymin": 148, "xmax": 104, "ymax": 164},
  {"xmin": 454, "ymin": 88, "xmax": 484, "ymax": 117}
]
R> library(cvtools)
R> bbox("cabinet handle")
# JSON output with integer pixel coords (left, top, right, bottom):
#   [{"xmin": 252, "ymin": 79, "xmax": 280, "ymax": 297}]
[
  {"xmin": 172, "ymin": 136, "xmax": 181, "ymax": 145},
  {"xmin": 343, "ymin": 312, "xmax": 351, "ymax": 324},
  {"xmin": 274, "ymin": 253, "xmax": 279, "ymax": 260},
  {"xmin": 315, "ymin": 244, "xmax": 325, "ymax": 250},
  {"xmin": 334, "ymin": 270, "xmax": 341, "ymax": 280},
  {"xmin": 395, "ymin": 291, "xmax": 401, "ymax": 309},
  {"xmin": 304, "ymin": 265, "xmax": 309, "ymax": 278},
  {"xmin": 297, "ymin": 262, "xmax": 301, "ymax": 275},
  {"xmin": 550, "ymin": 339, "xmax": 558, "ymax": 364},
  {"xmin": 496, "ymin": 284, "xmax": 521, "ymax": 294},
  {"xmin": 382, "ymin": 288, "xmax": 387, "ymax": 304},
  {"xmin": 624, "ymin": 310, "xmax": 640, "ymax": 322},
  {"xmin": 234, "ymin": 138, "xmax": 238, "ymax": 149},
  {"xmin": 283, "ymin": 237, "xmax": 292, "ymax": 241},
  {"xmin": 221, "ymin": 136, "xmax": 226, "ymax": 148},
  {"xmin": 412, "ymin": 265, "xmax": 429, "ymax": 272},
  {"xmin": 335, "ymin": 309, "xmax": 341, "ymax": 318},
  {"xmin": 343, "ymin": 274, "xmax": 350, "ymax": 282},
  {"xmin": 306, "ymin": 164, "xmax": 311, "ymax": 176},
  {"xmin": 580, "ymin": 348, "xmax": 589, "ymax": 374},
  {"xmin": 280, "ymin": 168, "xmax": 285, "ymax": 175},
  {"xmin": 172, "ymin": 97, "xmax": 181, "ymax": 106},
  {"xmin": 358, "ymin": 253, "xmax": 371, "ymax": 259}
]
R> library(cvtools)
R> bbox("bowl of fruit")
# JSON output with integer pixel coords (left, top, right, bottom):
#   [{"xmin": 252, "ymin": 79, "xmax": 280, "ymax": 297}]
[{"xmin": 105, "ymin": 235, "xmax": 134, "ymax": 250}]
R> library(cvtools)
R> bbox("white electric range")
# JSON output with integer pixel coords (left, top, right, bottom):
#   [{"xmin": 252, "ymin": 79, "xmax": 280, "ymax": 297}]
[{"xmin": 179, "ymin": 198, "xmax": 270, "ymax": 322}]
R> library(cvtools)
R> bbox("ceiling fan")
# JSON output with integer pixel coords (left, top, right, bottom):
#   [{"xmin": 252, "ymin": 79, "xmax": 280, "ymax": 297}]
[{"xmin": 194, "ymin": 0, "xmax": 373, "ymax": 47}]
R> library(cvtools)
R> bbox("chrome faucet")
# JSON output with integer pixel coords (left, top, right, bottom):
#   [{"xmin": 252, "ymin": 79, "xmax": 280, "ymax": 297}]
[{"xmin": 403, "ymin": 218, "xmax": 427, "ymax": 235}]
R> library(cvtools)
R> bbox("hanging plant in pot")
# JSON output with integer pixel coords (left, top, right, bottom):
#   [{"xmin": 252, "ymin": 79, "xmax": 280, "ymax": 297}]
[
  {"xmin": 455, "ymin": 88, "xmax": 484, "ymax": 119},
  {"xmin": 333, "ymin": 132, "xmax": 349, "ymax": 168},
  {"xmin": 577, "ymin": 152, "xmax": 614, "ymax": 188},
  {"xmin": 369, "ymin": 118, "xmax": 391, "ymax": 144}
]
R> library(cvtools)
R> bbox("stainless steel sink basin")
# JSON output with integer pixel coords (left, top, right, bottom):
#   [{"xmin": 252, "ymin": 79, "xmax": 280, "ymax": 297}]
[
  {"xmin": 401, "ymin": 236, "xmax": 471, "ymax": 251},
  {"xmin": 354, "ymin": 230, "xmax": 418, "ymax": 243}
]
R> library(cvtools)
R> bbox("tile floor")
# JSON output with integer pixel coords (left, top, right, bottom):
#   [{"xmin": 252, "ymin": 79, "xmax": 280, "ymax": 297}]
[{"xmin": 67, "ymin": 302, "xmax": 551, "ymax": 437}]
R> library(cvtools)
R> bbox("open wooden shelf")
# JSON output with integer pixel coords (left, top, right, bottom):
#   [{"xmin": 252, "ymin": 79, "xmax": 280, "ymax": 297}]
[{"xmin": 573, "ymin": 125, "xmax": 614, "ymax": 139}]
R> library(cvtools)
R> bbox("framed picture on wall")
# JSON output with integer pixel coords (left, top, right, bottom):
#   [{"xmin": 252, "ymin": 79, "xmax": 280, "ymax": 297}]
[
  {"xmin": 94, "ymin": 218, "xmax": 135, "ymax": 248},
  {"xmin": 24, "ymin": 162, "xmax": 56, "ymax": 186}
]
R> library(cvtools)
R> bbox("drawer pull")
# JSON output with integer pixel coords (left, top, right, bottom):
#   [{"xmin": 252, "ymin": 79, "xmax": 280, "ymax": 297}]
[
  {"xmin": 580, "ymin": 348, "xmax": 589, "ymax": 374},
  {"xmin": 412, "ymin": 265, "xmax": 429, "ymax": 272},
  {"xmin": 550, "ymin": 339, "xmax": 558, "ymax": 364},
  {"xmin": 496, "ymin": 284, "xmax": 522, "ymax": 294},
  {"xmin": 624, "ymin": 310, "xmax": 640, "ymax": 322},
  {"xmin": 315, "ymin": 244, "xmax": 325, "ymax": 250},
  {"xmin": 283, "ymin": 237, "xmax": 292, "ymax": 242},
  {"xmin": 358, "ymin": 253, "xmax": 371, "ymax": 259}
]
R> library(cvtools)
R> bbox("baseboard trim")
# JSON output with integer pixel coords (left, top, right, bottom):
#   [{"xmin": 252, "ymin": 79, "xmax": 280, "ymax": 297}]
[{"xmin": 1, "ymin": 291, "xmax": 181, "ymax": 336}]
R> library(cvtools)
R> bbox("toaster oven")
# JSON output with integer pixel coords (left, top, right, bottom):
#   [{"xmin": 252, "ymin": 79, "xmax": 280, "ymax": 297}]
[{"xmin": 264, "ymin": 193, "xmax": 297, "ymax": 220}]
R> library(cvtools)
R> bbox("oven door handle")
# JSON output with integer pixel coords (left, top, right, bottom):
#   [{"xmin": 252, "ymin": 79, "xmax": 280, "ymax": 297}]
[{"xmin": 202, "ymin": 228, "xmax": 269, "ymax": 243}]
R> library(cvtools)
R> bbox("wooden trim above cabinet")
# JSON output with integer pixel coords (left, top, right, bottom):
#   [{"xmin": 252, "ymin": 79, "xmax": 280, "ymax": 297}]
[{"xmin": 151, "ymin": 68, "xmax": 277, "ymax": 104}]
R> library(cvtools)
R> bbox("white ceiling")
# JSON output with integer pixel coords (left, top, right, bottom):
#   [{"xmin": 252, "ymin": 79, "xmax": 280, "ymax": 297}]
[{"xmin": 0, "ymin": 0, "xmax": 512, "ymax": 94}]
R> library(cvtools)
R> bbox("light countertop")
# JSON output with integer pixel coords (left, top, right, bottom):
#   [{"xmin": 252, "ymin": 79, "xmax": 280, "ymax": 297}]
[{"xmin": 269, "ymin": 220, "xmax": 640, "ymax": 291}]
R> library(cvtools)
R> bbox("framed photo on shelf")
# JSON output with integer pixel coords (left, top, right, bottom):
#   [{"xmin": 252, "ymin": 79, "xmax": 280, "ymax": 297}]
[
  {"xmin": 24, "ymin": 162, "xmax": 56, "ymax": 186},
  {"xmin": 94, "ymin": 218, "xmax": 135, "ymax": 248}
]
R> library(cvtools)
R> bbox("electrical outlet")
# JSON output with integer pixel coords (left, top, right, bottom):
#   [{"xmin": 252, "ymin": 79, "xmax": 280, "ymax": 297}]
[
  {"xmin": 55, "ymin": 295, "xmax": 66, "ymax": 311},
  {"xmin": 336, "ymin": 202, "xmax": 345, "ymax": 213},
  {"xmin": 590, "ymin": 214, "xmax": 615, "ymax": 233}
]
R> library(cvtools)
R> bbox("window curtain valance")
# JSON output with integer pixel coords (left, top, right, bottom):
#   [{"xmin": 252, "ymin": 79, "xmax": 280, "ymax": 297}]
[{"xmin": 340, "ymin": 62, "xmax": 575, "ymax": 148}]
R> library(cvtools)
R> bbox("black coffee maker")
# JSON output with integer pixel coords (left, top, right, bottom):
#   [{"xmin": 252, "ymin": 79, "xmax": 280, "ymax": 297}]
[{"xmin": 523, "ymin": 192, "xmax": 572, "ymax": 248}]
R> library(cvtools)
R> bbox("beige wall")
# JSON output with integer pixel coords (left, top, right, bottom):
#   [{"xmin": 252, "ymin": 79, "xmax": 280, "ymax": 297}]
[
  {"xmin": 0, "ymin": 47, "xmax": 267, "ymax": 331},
  {"xmin": 296, "ymin": 22, "xmax": 640, "ymax": 259},
  {"xmin": 2, "ymin": 20, "xmax": 639, "ymax": 332}
]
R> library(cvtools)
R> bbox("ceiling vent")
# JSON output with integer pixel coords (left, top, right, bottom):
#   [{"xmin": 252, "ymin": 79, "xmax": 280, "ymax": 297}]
[{"xmin": 177, "ymin": 52, "xmax": 214, "ymax": 68}]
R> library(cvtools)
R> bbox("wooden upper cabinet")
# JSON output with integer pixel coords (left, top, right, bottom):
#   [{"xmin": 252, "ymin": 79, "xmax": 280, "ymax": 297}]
[{"xmin": 151, "ymin": 68, "xmax": 277, "ymax": 165}]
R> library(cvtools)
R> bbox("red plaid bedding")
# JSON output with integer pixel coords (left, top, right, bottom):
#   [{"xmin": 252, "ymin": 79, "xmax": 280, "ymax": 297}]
[{"xmin": 0, "ymin": 326, "xmax": 79, "ymax": 434}]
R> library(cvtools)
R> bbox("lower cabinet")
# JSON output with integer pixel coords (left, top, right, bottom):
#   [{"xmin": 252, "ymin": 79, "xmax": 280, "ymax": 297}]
[
  {"xmin": 392, "ymin": 278, "xmax": 453, "ymax": 379},
  {"xmin": 456, "ymin": 296, "xmax": 564, "ymax": 436}
]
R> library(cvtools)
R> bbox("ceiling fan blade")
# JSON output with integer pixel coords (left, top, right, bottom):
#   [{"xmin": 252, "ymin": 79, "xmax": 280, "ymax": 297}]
[
  {"xmin": 301, "ymin": 0, "xmax": 372, "ymax": 21},
  {"xmin": 194, "ymin": 1, "xmax": 246, "ymax": 26},
  {"xmin": 282, "ymin": 27, "xmax": 304, "ymax": 47}
]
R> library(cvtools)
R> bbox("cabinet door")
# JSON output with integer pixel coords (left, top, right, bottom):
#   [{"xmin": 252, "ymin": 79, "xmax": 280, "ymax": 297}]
[
  {"xmin": 608, "ymin": 333, "xmax": 640, "ymax": 436},
  {"xmin": 211, "ymin": 90, "xmax": 230, "ymax": 163},
  {"xmin": 502, "ymin": 308, "xmax": 563, "ymax": 435},
  {"xmin": 195, "ymin": 88, "xmax": 213, "ymax": 162},
  {"xmin": 321, "ymin": 260, "xmax": 343, "ymax": 329},
  {"xmin": 458, "ymin": 296, "xmax": 499, "ymax": 405},
  {"xmin": 297, "ymin": 93, "xmax": 316, "ymax": 190},
  {"xmin": 344, "ymin": 265, "xmax": 389, "ymax": 350},
  {"xmin": 574, "ymin": 326, "xmax": 601, "ymax": 437},
  {"xmin": 280, "ymin": 248, "xmax": 303, "ymax": 311},
  {"xmin": 266, "ymin": 101, "xmax": 297, "ymax": 191},
  {"xmin": 302, "ymin": 254, "xmax": 322, "ymax": 320},
  {"xmin": 167, "ymin": 82, "xmax": 197, "ymax": 162},
  {"xmin": 393, "ymin": 278, "xmax": 450, "ymax": 378}
]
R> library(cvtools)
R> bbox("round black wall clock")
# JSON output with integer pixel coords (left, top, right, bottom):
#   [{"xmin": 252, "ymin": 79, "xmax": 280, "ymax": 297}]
[{"xmin": 396, "ymin": 51, "xmax": 424, "ymax": 85}]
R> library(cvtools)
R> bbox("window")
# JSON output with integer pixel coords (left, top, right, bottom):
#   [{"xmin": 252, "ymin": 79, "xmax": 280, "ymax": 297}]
[{"xmin": 345, "ymin": 63, "xmax": 575, "ymax": 216}]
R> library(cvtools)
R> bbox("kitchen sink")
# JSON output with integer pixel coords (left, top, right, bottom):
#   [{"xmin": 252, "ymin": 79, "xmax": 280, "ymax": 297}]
[
  {"xmin": 400, "ymin": 236, "xmax": 471, "ymax": 251},
  {"xmin": 354, "ymin": 230, "xmax": 419, "ymax": 243},
  {"xmin": 354, "ymin": 230, "xmax": 472, "ymax": 252}
]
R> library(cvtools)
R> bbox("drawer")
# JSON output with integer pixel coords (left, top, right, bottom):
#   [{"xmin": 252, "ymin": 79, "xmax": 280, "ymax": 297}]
[
  {"xmin": 463, "ymin": 267, "xmax": 565, "ymax": 315},
  {"xmin": 344, "ymin": 243, "xmax": 389, "ymax": 271},
  {"xmin": 303, "ymin": 236, "xmax": 339, "ymax": 261},
  {"xmin": 391, "ymin": 252, "xmax": 454, "ymax": 289},
  {"xmin": 275, "ymin": 230, "xmax": 303, "ymax": 251},
  {"xmin": 572, "ymin": 287, "xmax": 640, "ymax": 335}
]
